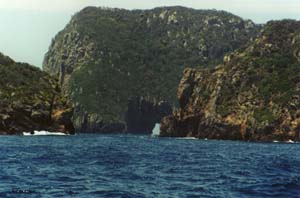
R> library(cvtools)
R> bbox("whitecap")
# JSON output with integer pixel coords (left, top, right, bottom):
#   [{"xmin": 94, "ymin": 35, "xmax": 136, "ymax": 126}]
[
  {"xmin": 286, "ymin": 139, "xmax": 295, "ymax": 144},
  {"xmin": 23, "ymin": 130, "xmax": 68, "ymax": 136},
  {"xmin": 151, "ymin": 123, "xmax": 160, "ymax": 137}
]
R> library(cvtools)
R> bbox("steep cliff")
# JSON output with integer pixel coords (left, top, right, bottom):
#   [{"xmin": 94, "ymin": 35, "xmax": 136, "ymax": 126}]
[
  {"xmin": 0, "ymin": 52, "xmax": 74, "ymax": 135},
  {"xmin": 161, "ymin": 20, "xmax": 300, "ymax": 141},
  {"xmin": 43, "ymin": 6, "xmax": 260, "ymax": 133}
]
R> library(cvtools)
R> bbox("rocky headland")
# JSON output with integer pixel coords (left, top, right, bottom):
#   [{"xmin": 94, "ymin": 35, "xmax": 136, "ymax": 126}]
[
  {"xmin": 0, "ymin": 53, "xmax": 74, "ymax": 135},
  {"xmin": 161, "ymin": 20, "xmax": 300, "ymax": 142},
  {"xmin": 43, "ymin": 6, "xmax": 260, "ymax": 133}
]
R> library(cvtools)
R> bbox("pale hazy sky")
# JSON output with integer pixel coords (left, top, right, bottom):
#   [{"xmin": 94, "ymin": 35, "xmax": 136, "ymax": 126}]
[{"xmin": 0, "ymin": 0, "xmax": 300, "ymax": 67}]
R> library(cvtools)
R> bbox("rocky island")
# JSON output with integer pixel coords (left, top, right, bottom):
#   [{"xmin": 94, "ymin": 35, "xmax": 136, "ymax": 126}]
[
  {"xmin": 43, "ymin": 6, "xmax": 260, "ymax": 133},
  {"xmin": 0, "ymin": 53, "xmax": 74, "ymax": 135},
  {"xmin": 161, "ymin": 20, "xmax": 300, "ymax": 142}
]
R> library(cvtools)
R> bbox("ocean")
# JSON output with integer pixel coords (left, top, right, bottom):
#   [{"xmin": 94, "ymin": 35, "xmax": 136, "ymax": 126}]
[{"xmin": 0, "ymin": 134, "xmax": 299, "ymax": 197}]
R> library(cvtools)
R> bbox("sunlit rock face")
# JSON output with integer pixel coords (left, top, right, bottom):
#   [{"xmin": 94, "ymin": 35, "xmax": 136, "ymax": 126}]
[{"xmin": 161, "ymin": 20, "xmax": 300, "ymax": 142}]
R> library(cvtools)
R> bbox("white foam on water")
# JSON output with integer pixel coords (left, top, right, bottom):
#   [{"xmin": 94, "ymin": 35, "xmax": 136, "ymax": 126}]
[
  {"xmin": 286, "ymin": 139, "xmax": 295, "ymax": 143},
  {"xmin": 175, "ymin": 137, "xmax": 198, "ymax": 140},
  {"xmin": 272, "ymin": 140, "xmax": 298, "ymax": 144},
  {"xmin": 151, "ymin": 123, "xmax": 160, "ymax": 137},
  {"xmin": 23, "ymin": 130, "xmax": 68, "ymax": 136},
  {"xmin": 183, "ymin": 137, "xmax": 198, "ymax": 140}
]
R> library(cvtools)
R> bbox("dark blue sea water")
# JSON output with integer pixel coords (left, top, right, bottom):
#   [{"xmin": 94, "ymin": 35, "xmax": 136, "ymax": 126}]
[{"xmin": 0, "ymin": 134, "xmax": 300, "ymax": 198}]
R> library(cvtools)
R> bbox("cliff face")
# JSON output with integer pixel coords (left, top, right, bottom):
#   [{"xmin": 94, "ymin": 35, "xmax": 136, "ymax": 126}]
[
  {"xmin": 0, "ymin": 53, "xmax": 74, "ymax": 135},
  {"xmin": 43, "ymin": 6, "xmax": 260, "ymax": 133},
  {"xmin": 161, "ymin": 20, "xmax": 300, "ymax": 141}
]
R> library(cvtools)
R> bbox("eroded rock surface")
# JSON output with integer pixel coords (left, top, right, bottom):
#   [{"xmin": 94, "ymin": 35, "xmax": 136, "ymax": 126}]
[{"xmin": 161, "ymin": 20, "xmax": 300, "ymax": 141}]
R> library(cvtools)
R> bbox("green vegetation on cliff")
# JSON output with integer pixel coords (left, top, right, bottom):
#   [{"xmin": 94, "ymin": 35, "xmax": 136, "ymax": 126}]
[
  {"xmin": 0, "ymin": 53, "xmax": 74, "ymax": 134},
  {"xmin": 43, "ymin": 6, "xmax": 260, "ymax": 131},
  {"xmin": 161, "ymin": 20, "xmax": 300, "ymax": 141}
]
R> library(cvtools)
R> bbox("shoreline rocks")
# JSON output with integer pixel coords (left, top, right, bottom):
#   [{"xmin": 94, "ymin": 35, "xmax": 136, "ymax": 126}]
[{"xmin": 72, "ymin": 97, "xmax": 172, "ymax": 133}]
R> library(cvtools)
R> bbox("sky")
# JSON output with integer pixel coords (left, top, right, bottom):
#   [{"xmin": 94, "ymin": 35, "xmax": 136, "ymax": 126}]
[{"xmin": 0, "ymin": 0, "xmax": 300, "ymax": 68}]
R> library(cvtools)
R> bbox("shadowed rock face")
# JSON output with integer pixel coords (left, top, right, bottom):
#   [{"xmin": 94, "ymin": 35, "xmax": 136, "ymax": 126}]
[
  {"xmin": 0, "ymin": 52, "xmax": 74, "ymax": 135},
  {"xmin": 161, "ymin": 20, "xmax": 300, "ymax": 142},
  {"xmin": 125, "ymin": 97, "xmax": 172, "ymax": 133},
  {"xmin": 43, "ymin": 6, "xmax": 260, "ymax": 133},
  {"xmin": 75, "ymin": 111, "xmax": 126, "ymax": 133},
  {"xmin": 72, "ymin": 97, "xmax": 172, "ymax": 133}
]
